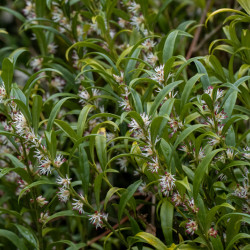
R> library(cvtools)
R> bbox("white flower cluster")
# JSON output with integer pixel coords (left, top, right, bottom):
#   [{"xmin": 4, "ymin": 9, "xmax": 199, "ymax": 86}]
[
  {"xmin": 22, "ymin": 0, "xmax": 36, "ymax": 20},
  {"xmin": 56, "ymin": 175, "xmax": 72, "ymax": 203},
  {"xmin": 0, "ymin": 86, "xmax": 6, "ymax": 103},
  {"xmin": 88, "ymin": 211, "xmax": 108, "ymax": 229},
  {"xmin": 202, "ymin": 86, "xmax": 228, "ymax": 133},
  {"xmin": 159, "ymin": 172, "xmax": 176, "ymax": 196},
  {"xmin": 78, "ymin": 87, "xmax": 100, "ymax": 107},
  {"xmin": 142, "ymin": 39, "xmax": 158, "ymax": 66},
  {"xmin": 72, "ymin": 194, "xmax": 85, "ymax": 214},
  {"xmin": 185, "ymin": 220, "xmax": 198, "ymax": 235},
  {"xmin": 128, "ymin": 112, "xmax": 151, "ymax": 140},
  {"xmin": 6, "ymin": 101, "xmax": 66, "ymax": 176}
]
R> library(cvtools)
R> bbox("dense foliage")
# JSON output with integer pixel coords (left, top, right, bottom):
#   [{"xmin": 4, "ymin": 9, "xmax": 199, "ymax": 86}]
[{"xmin": 0, "ymin": 0, "xmax": 249, "ymax": 249}]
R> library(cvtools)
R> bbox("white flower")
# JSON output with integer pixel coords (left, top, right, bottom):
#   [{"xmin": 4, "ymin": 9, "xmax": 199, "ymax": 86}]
[
  {"xmin": 214, "ymin": 153, "xmax": 226, "ymax": 163},
  {"xmin": 50, "ymin": 77, "xmax": 65, "ymax": 92},
  {"xmin": 58, "ymin": 188, "xmax": 70, "ymax": 202},
  {"xmin": 208, "ymin": 137, "xmax": 220, "ymax": 146},
  {"xmin": 30, "ymin": 58, "xmax": 43, "ymax": 71},
  {"xmin": 242, "ymin": 146, "xmax": 250, "ymax": 160},
  {"xmin": 38, "ymin": 157, "xmax": 52, "ymax": 175},
  {"xmin": 215, "ymin": 109, "xmax": 227, "ymax": 122},
  {"xmin": 172, "ymin": 192, "xmax": 182, "ymax": 206},
  {"xmin": 106, "ymin": 132, "xmax": 116, "ymax": 146},
  {"xmin": 5, "ymin": 172, "xmax": 19, "ymax": 182},
  {"xmin": 16, "ymin": 179, "xmax": 30, "ymax": 196},
  {"xmin": 34, "ymin": 148, "xmax": 47, "ymax": 162},
  {"xmin": 179, "ymin": 144, "xmax": 189, "ymax": 154},
  {"xmin": 141, "ymin": 113, "xmax": 151, "ymax": 127},
  {"xmin": 0, "ymin": 86, "xmax": 6, "ymax": 103},
  {"xmin": 138, "ymin": 182, "xmax": 147, "ymax": 196},
  {"xmin": 72, "ymin": 50, "xmax": 80, "ymax": 68},
  {"xmin": 92, "ymin": 89, "xmax": 101, "ymax": 97},
  {"xmin": 13, "ymin": 112, "xmax": 29, "ymax": 136},
  {"xmin": 54, "ymin": 154, "xmax": 66, "ymax": 168},
  {"xmin": 142, "ymin": 39, "xmax": 156, "ymax": 51},
  {"xmin": 128, "ymin": 2, "xmax": 140, "ymax": 14},
  {"xmin": 130, "ymin": 15, "xmax": 144, "ymax": 30},
  {"xmin": 113, "ymin": 72, "xmax": 124, "ymax": 84},
  {"xmin": 77, "ymin": 25, "xmax": 84, "ymax": 40},
  {"xmin": 206, "ymin": 117, "xmax": 216, "ymax": 128},
  {"xmin": 196, "ymin": 147, "xmax": 205, "ymax": 161},
  {"xmin": 36, "ymin": 195, "xmax": 49, "ymax": 207},
  {"xmin": 72, "ymin": 194, "xmax": 85, "ymax": 214},
  {"xmin": 23, "ymin": 1, "xmax": 36, "ymax": 20},
  {"xmin": 128, "ymin": 118, "xmax": 141, "ymax": 132},
  {"xmin": 186, "ymin": 220, "xmax": 198, "ymax": 235},
  {"xmin": 168, "ymin": 117, "xmax": 183, "ymax": 133},
  {"xmin": 148, "ymin": 157, "xmax": 160, "ymax": 173},
  {"xmin": 159, "ymin": 172, "xmax": 176, "ymax": 196},
  {"xmin": 25, "ymin": 128, "xmax": 38, "ymax": 145},
  {"xmin": 216, "ymin": 89, "xmax": 224, "ymax": 100},
  {"xmin": 52, "ymin": 6, "xmax": 64, "ymax": 22},
  {"xmin": 143, "ymin": 29, "xmax": 149, "ymax": 36},
  {"xmin": 218, "ymin": 173, "xmax": 227, "ymax": 181},
  {"xmin": 188, "ymin": 198, "xmax": 199, "ymax": 213},
  {"xmin": 118, "ymin": 99, "xmax": 132, "ymax": 111},
  {"xmin": 116, "ymin": 157, "xmax": 128, "ymax": 172},
  {"xmin": 78, "ymin": 89, "xmax": 90, "ymax": 105},
  {"xmin": 2, "ymin": 121, "xmax": 12, "ymax": 132},
  {"xmin": 88, "ymin": 211, "xmax": 108, "ymax": 229},
  {"xmin": 145, "ymin": 52, "xmax": 158, "ymax": 65},
  {"xmin": 150, "ymin": 65, "xmax": 164, "ymax": 85},
  {"xmin": 141, "ymin": 144, "xmax": 154, "ymax": 157},
  {"xmin": 48, "ymin": 43, "xmax": 58, "ymax": 54},
  {"xmin": 121, "ymin": 86, "xmax": 130, "ymax": 99},
  {"xmin": 23, "ymin": 1, "xmax": 33, "ymax": 16},
  {"xmin": 118, "ymin": 18, "xmax": 126, "ymax": 28},
  {"xmin": 226, "ymin": 148, "xmax": 235, "ymax": 160},
  {"xmin": 208, "ymin": 227, "xmax": 218, "ymax": 238},
  {"xmin": 204, "ymin": 86, "xmax": 213, "ymax": 98},
  {"xmin": 39, "ymin": 212, "xmax": 49, "ymax": 223},
  {"xmin": 233, "ymin": 184, "xmax": 248, "ymax": 198},
  {"xmin": 56, "ymin": 175, "xmax": 72, "ymax": 188},
  {"xmin": 109, "ymin": 29, "xmax": 116, "ymax": 39}
]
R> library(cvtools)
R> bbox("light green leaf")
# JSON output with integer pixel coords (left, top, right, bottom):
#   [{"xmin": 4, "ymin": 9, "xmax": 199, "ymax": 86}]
[
  {"xmin": 135, "ymin": 232, "xmax": 168, "ymax": 250},
  {"xmin": 95, "ymin": 127, "xmax": 107, "ymax": 170},
  {"xmin": 1, "ymin": 57, "xmax": 13, "ymax": 95},
  {"xmin": 77, "ymin": 104, "xmax": 94, "ymax": 138}
]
